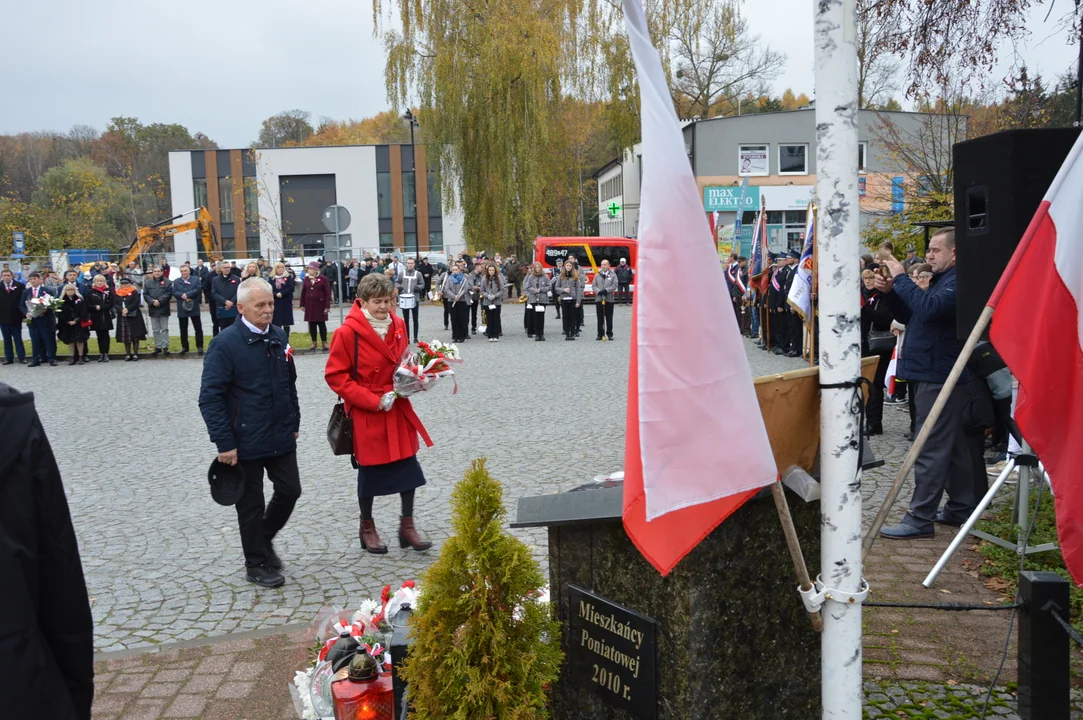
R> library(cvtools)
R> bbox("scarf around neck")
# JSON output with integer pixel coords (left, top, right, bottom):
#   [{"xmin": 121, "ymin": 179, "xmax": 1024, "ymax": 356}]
[{"xmin": 362, "ymin": 307, "xmax": 392, "ymax": 339}]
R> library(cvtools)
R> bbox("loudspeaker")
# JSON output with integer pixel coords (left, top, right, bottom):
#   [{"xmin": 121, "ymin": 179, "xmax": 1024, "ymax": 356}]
[{"xmin": 953, "ymin": 127, "xmax": 1080, "ymax": 339}]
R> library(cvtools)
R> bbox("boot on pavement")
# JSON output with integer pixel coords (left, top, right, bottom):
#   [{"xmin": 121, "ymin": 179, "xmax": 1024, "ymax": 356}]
[
  {"xmin": 399, "ymin": 516, "xmax": 432, "ymax": 551},
  {"xmin": 360, "ymin": 518, "xmax": 388, "ymax": 554}
]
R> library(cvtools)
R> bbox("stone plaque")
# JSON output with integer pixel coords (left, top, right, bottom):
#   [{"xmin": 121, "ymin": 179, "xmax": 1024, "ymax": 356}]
[{"xmin": 567, "ymin": 585, "xmax": 657, "ymax": 720}]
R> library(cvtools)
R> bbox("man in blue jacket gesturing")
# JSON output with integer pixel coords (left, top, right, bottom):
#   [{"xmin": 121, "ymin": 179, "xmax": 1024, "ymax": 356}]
[
  {"xmin": 199, "ymin": 277, "xmax": 302, "ymax": 587},
  {"xmin": 876, "ymin": 228, "xmax": 974, "ymax": 539}
]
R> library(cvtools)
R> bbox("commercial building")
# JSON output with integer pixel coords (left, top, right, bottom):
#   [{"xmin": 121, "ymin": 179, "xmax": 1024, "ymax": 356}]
[
  {"xmin": 596, "ymin": 108, "xmax": 959, "ymax": 254},
  {"xmin": 167, "ymin": 144, "xmax": 465, "ymax": 261}
]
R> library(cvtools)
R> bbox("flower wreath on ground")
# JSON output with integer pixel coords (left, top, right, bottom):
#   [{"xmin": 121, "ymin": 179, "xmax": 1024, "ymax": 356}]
[{"xmin": 290, "ymin": 580, "xmax": 420, "ymax": 720}]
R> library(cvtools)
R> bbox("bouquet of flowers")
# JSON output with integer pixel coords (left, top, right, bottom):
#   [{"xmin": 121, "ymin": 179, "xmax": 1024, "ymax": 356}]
[
  {"xmin": 26, "ymin": 294, "xmax": 63, "ymax": 321},
  {"xmin": 289, "ymin": 580, "xmax": 419, "ymax": 720},
  {"xmin": 393, "ymin": 339, "xmax": 462, "ymax": 398}
]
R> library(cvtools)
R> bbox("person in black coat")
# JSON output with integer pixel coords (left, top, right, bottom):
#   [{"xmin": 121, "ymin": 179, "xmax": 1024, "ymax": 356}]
[
  {"xmin": 202, "ymin": 261, "xmax": 219, "ymax": 336},
  {"xmin": 114, "ymin": 277, "xmax": 148, "ymax": 361},
  {"xmin": 199, "ymin": 277, "xmax": 302, "ymax": 589},
  {"xmin": 0, "ymin": 382, "xmax": 94, "ymax": 720},
  {"xmin": 0, "ymin": 268, "xmax": 27, "ymax": 364},
  {"xmin": 270, "ymin": 262, "xmax": 295, "ymax": 335},
  {"xmin": 172, "ymin": 264, "xmax": 204, "ymax": 355},
  {"xmin": 56, "ymin": 285, "xmax": 91, "ymax": 365},
  {"xmin": 861, "ymin": 267, "xmax": 895, "ymax": 435},
  {"xmin": 87, "ymin": 274, "xmax": 114, "ymax": 362}
]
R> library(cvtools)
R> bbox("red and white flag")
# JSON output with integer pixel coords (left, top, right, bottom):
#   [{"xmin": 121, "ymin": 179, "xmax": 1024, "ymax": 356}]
[
  {"xmin": 621, "ymin": 0, "xmax": 777, "ymax": 575},
  {"xmin": 988, "ymin": 131, "xmax": 1083, "ymax": 585}
]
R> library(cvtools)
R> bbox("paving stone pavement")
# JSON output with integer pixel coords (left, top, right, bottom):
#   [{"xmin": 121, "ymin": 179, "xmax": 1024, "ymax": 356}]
[{"xmin": 4, "ymin": 303, "xmax": 810, "ymax": 653}]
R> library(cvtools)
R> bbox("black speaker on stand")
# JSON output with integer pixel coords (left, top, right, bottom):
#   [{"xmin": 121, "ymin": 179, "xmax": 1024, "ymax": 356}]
[{"xmin": 953, "ymin": 127, "xmax": 1080, "ymax": 339}]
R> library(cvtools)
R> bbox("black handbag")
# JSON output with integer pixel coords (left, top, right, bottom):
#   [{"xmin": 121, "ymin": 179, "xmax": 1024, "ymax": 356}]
[
  {"xmin": 867, "ymin": 330, "xmax": 896, "ymax": 354},
  {"xmin": 327, "ymin": 334, "xmax": 358, "ymax": 456}
]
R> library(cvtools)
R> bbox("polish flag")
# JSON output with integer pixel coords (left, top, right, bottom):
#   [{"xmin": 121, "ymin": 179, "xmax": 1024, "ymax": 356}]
[
  {"xmin": 621, "ymin": 0, "xmax": 777, "ymax": 576},
  {"xmin": 884, "ymin": 345, "xmax": 897, "ymax": 396},
  {"xmin": 988, "ymin": 131, "xmax": 1083, "ymax": 585}
]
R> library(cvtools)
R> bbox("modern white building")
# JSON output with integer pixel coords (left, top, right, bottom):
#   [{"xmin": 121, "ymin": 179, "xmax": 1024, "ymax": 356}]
[
  {"xmin": 595, "ymin": 146, "xmax": 641, "ymax": 238},
  {"xmin": 167, "ymin": 144, "xmax": 465, "ymax": 261}
]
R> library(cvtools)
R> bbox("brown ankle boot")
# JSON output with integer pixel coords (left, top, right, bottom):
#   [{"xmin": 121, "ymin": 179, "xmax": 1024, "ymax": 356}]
[
  {"xmin": 398, "ymin": 517, "xmax": 432, "ymax": 551},
  {"xmin": 359, "ymin": 518, "xmax": 388, "ymax": 554}
]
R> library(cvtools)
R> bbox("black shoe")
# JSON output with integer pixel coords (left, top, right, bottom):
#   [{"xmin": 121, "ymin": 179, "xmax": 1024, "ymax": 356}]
[
  {"xmin": 245, "ymin": 565, "xmax": 285, "ymax": 588},
  {"xmin": 163, "ymin": 350, "xmax": 171, "ymax": 356},
  {"xmin": 153, "ymin": 348, "xmax": 161, "ymax": 356},
  {"xmin": 1, "ymin": 360, "xmax": 11, "ymax": 366},
  {"xmin": 49, "ymin": 360, "xmax": 58, "ymax": 367},
  {"xmin": 772, "ymin": 347, "xmax": 785, "ymax": 355},
  {"xmin": 18, "ymin": 358, "xmax": 27, "ymax": 364},
  {"xmin": 97, "ymin": 354, "xmax": 106, "ymax": 363},
  {"xmin": 597, "ymin": 335, "xmax": 604, "ymax": 341},
  {"xmin": 865, "ymin": 423, "xmax": 883, "ymax": 436},
  {"xmin": 197, "ymin": 349, "xmax": 204, "ymax": 356},
  {"xmin": 536, "ymin": 336, "xmax": 546, "ymax": 341},
  {"xmin": 786, "ymin": 350, "xmax": 801, "ymax": 358},
  {"xmin": 131, "ymin": 354, "xmax": 139, "ymax": 361},
  {"xmin": 904, "ymin": 431, "xmax": 914, "ymax": 441},
  {"xmin": 934, "ymin": 511, "xmax": 965, "ymax": 527},
  {"xmin": 27, "ymin": 361, "xmax": 41, "ymax": 367},
  {"xmin": 527, "ymin": 333, "xmax": 534, "ymax": 338},
  {"xmin": 125, "ymin": 356, "xmax": 133, "ymax": 362},
  {"xmin": 179, "ymin": 350, "xmax": 188, "ymax": 356},
  {"xmin": 265, "ymin": 543, "xmax": 283, "ymax": 570},
  {"xmin": 607, "ymin": 335, "xmax": 614, "ymax": 341}
]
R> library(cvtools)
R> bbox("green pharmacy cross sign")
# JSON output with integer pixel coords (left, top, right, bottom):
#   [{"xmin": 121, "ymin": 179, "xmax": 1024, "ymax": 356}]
[{"xmin": 607, "ymin": 201, "xmax": 622, "ymax": 218}]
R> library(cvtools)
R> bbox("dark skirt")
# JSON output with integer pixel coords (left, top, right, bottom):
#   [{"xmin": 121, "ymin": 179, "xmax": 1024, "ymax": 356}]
[
  {"xmin": 356, "ymin": 455, "xmax": 426, "ymax": 499},
  {"xmin": 57, "ymin": 323, "xmax": 90, "ymax": 344}
]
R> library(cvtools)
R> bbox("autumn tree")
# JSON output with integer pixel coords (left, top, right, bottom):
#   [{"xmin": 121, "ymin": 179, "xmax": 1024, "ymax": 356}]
[
  {"xmin": 856, "ymin": 0, "xmax": 900, "ymax": 108},
  {"xmin": 255, "ymin": 110, "xmax": 315, "ymax": 147},
  {"xmin": 298, "ymin": 110, "xmax": 414, "ymax": 146},
  {"xmin": 780, "ymin": 89, "xmax": 811, "ymax": 111},
  {"xmin": 670, "ymin": 0, "xmax": 785, "ymax": 119}
]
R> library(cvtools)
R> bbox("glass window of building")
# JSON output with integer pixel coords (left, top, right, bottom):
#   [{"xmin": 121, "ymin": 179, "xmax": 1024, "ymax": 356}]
[
  {"xmin": 377, "ymin": 172, "xmax": 392, "ymax": 219},
  {"xmin": 427, "ymin": 173, "xmax": 442, "ymax": 217},
  {"xmin": 429, "ymin": 231, "xmax": 443, "ymax": 251},
  {"xmin": 243, "ymin": 178, "xmax": 259, "ymax": 220},
  {"xmin": 738, "ymin": 145, "xmax": 769, "ymax": 176},
  {"xmin": 193, "ymin": 179, "xmax": 208, "ymax": 209},
  {"xmin": 379, "ymin": 233, "xmax": 394, "ymax": 252},
  {"xmin": 404, "ymin": 232, "xmax": 418, "ymax": 252},
  {"xmin": 402, "ymin": 171, "xmax": 416, "ymax": 218},
  {"xmin": 221, "ymin": 235, "xmax": 235, "ymax": 253},
  {"xmin": 779, "ymin": 144, "xmax": 808, "ymax": 175},
  {"xmin": 219, "ymin": 176, "xmax": 234, "ymax": 223},
  {"xmin": 858, "ymin": 142, "xmax": 868, "ymax": 173}
]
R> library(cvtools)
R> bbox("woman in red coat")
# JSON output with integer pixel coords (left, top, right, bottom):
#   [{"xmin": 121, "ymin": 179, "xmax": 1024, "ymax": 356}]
[
  {"xmin": 299, "ymin": 261, "xmax": 331, "ymax": 351},
  {"xmin": 325, "ymin": 273, "xmax": 435, "ymax": 555}
]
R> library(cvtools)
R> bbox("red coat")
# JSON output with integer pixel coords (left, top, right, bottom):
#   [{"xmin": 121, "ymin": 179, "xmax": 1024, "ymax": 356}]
[
  {"xmin": 299, "ymin": 274, "xmax": 331, "ymax": 322},
  {"xmin": 325, "ymin": 304, "xmax": 433, "ymax": 465}
]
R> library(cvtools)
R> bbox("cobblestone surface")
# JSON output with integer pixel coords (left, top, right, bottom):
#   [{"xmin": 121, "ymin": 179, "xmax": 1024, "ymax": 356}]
[{"xmin": 1, "ymin": 303, "xmax": 808, "ymax": 652}]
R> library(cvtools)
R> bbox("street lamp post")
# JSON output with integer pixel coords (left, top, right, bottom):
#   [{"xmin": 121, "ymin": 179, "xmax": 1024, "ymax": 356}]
[{"xmin": 403, "ymin": 109, "xmax": 420, "ymax": 262}]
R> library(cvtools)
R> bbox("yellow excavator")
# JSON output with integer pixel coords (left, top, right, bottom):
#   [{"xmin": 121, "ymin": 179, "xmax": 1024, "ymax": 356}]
[{"xmin": 122, "ymin": 207, "xmax": 220, "ymax": 268}]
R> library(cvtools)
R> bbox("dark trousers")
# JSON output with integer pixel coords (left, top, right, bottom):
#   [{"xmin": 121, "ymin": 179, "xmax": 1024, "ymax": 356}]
[
  {"xmin": 236, "ymin": 452, "xmax": 302, "ymax": 568},
  {"xmin": 790, "ymin": 312, "xmax": 803, "ymax": 352},
  {"xmin": 1, "ymin": 323, "xmax": 25, "ymax": 362},
  {"xmin": 95, "ymin": 329, "xmax": 111, "ymax": 356},
  {"xmin": 470, "ymin": 299, "xmax": 479, "ymax": 332},
  {"xmin": 907, "ymin": 384, "xmax": 917, "ymax": 435},
  {"xmin": 527, "ymin": 305, "xmax": 546, "ymax": 337},
  {"xmin": 219, "ymin": 316, "xmax": 235, "ymax": 331},
  {"xmin": 485, "ymin": 305, "xmax": 502, "ymax": 338},
  {"xmin": 866, "ymin": 350, "xmax": 892, "ymax": 428},
  {"xmin": 28, "ymin": 315, "xmax": 56, "ymax": 362},
  {"xmin": 209, "ymin": 302, "xmax": 219, "ymax": 336},
  {"xmin": 617, "ymin": 282, "xmax": 631, "ymax": 304},
  {"xmin": 561, "ymin": 300, "xmax": 577, "ymax": 337},
  {"xmin": 904, "ymin": 381, "xmax": 975, "ymax": 532},
  {"xmin": 576, "ymin": 303, "xmax": 584, "ymax": 331},
  {"xmin": 308, "ymin": 322, "xmax": 327, "ymax": 343},
  {"xmin": 179, "ymin": 316, "xmax": 204, "ymax": 352},
  {"xmin": 507, "ymin": 279, "xmax": 521, "ymax": 298},
  {"xmin": 443, "ymin": 299, "xmax": 451, "ymax": 329},
  {"xmin": 450, "ymin": 301, "xmax": 469, "ymax": 341},
  {"xmin": 402, "ymin": 305, "xmax": 419, "ymax": 341},
  {"xmin": 595, "ymin": 299, "xmax": 614, "ymax": 338},
  {"xmin": 965, "ymin": 431, "xmax": 988, "ymax": 515}
]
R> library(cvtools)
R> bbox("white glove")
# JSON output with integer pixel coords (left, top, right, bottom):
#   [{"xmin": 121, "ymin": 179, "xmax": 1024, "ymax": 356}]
[{"xmin": 379, "ymin": 392, "xmax": 396, "ymax": 412}]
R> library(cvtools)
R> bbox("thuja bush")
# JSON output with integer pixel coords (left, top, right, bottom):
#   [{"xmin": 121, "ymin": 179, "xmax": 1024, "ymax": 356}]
[{"xmin": 400, "ymin": 458, "xmax": 562, "ymax": 719}]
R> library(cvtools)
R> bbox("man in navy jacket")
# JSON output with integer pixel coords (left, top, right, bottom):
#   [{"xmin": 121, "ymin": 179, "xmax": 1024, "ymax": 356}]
[
  {"xmin": 876, "ymin": 228, "xmax": 974, "ymax": 538},
  {"xmin": 20, "ymin": 272, "xmax": 58, "ymax": 367},
  {"xmin": 198, "ymin": 277, "xmax": 302, "ymax": 588}
]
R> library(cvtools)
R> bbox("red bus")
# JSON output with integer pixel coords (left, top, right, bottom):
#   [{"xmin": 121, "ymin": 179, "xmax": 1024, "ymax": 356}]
[{"xmin": 533, "ymin": 236, "xmax": 637, "ymax": 299}]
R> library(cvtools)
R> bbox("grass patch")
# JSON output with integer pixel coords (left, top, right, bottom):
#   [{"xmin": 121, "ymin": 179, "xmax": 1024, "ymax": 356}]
[
  {"xmin": 974, "ymin": 488, "xmax": 1083, "ymax": 634},
  {"xmin": 11, "ymin": 330, "xmax": 336, "ymax": 357}
]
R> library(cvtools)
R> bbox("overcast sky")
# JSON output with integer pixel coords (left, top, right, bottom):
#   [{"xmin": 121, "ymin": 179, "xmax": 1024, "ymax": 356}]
[{"xmin": 0, "ymin": 0, "xmax": 1077, "ymax": 148}]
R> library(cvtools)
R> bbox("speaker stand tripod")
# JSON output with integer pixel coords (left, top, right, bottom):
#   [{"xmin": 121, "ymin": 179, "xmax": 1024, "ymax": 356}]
[{"xmin": 923, "ymin": 441, "xmax": 1058, "ymax": 588}]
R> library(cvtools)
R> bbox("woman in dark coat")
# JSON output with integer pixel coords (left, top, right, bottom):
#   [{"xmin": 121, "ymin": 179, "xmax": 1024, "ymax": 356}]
[
  {"xmin": 325, "ymin": 273, "xmax": 435, "ymax": 555},
  {"xmin": 861, "ymin": 267, "xmax": 894, "ymax": 436},
  {"xmin": 114, "ymin": 277, "xmax": 147, "ymax": 361},
  {"xmin": 87, "ymin": 274, "xmax": 114, "ymax": 362},
  {"xmin": 271, "ymin": 261, "xmax": 295, "ymax": 335},
  {"xmin": 299, "ymin": 260, "xmax": 331, "ymax": 351},
  {"xmin": 56, "ymin": 284, "xmax": 90, "ymax": 365}
]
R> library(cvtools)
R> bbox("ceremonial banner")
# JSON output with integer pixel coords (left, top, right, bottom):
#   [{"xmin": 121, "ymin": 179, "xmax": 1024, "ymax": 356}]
[
  {"xmin": 786, "ymin": 205, "xmax": 816, "ymax": 319},
  {"xmin": 621, "ymin": 0, "xmax": 777, "ymax": 575},
  {"xmin": 988, "ymin": 131, "xmax": 1083, "ymax": 585}
]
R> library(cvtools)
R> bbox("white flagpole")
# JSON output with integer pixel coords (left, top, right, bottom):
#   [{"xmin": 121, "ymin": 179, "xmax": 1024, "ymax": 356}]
[{"xmin": 814, "ymin": 0, "xmax": 865, "ymax": 717}]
